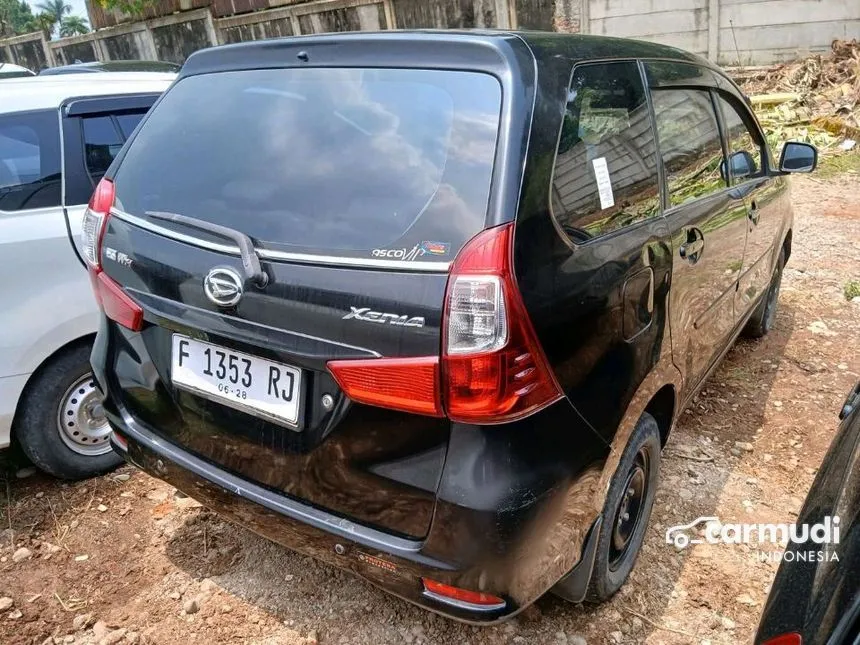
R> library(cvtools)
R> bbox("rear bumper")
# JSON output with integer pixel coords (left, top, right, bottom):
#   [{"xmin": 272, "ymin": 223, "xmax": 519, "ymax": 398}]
[{"xmin": 110, "ymin": 410, "xmax": 602, "ymax": 623}]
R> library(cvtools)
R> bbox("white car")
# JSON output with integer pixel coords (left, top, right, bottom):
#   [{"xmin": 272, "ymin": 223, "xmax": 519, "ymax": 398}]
[
  {"xmin": 0, "ymin": 63, "xmax": 36, "ymax": 79},
  {"xmin": 0, "ymin": 73, "xmax": 173, "ymax": 478}
]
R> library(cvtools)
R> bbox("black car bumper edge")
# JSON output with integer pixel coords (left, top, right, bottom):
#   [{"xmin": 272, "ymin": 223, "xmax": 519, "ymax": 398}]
[{"xmin": 108, "ymin": 415, "xmax": 599, "ymax": 623}]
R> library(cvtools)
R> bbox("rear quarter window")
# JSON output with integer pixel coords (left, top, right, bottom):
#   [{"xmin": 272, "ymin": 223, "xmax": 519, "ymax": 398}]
[
  {"xmin": 112, "ymin": 68, "xmax": 503, "ymax": 266},
  {"xmin": 551, "ymin": 61, "xmax": 661, "ymax": 243}
]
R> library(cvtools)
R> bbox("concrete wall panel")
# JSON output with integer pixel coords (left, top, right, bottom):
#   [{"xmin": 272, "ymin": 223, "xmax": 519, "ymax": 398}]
[
  {"xmin": 55, "ymin": 40, "xmax": 98, "ymax": 64},
  {"xmin": 392, "ymin": 0, "xmax": 503, "ymax": 29},
  {"xmin": 151, "ymin": 18, "xmax": 212, "ymax": 63}
]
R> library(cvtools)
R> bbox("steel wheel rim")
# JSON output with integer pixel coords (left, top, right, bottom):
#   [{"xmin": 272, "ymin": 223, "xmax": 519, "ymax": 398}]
[
  {"xmin": 56, "ymin": 374, "xmax": 112, "ymax": 456},
  {"xmin": 609, "ymin": 450, "xmax": 649, "ymax": 571}
]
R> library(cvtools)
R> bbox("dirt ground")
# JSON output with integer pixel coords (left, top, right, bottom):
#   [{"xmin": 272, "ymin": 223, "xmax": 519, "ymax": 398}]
[{"xmin": 1, "ymin": 165, "xmax": 859, "ymax": 645}]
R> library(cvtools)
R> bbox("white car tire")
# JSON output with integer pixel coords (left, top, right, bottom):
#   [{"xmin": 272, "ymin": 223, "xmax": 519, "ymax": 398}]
[{"xmin": 14, "ymin": 342, "xmax": 122, "ymax": 479}]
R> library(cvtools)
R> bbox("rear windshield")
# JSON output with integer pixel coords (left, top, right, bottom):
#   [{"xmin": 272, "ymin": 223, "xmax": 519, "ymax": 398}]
[{"xmin": 113, "ymin": 67, "xmax": 502, "ymax": 265}]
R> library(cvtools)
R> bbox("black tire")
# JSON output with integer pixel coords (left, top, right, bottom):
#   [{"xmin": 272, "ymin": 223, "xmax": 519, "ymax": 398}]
[
  {"xmin": 14, "ymin": 342, "xmax": 121, "ymax": 480},
  {"xmin": 586, "ymin": 412, "xmax": 661, "ymax": 602},
  {"xmin": 743, "ymin": 250, "xmax": 785, "ymax": 339}
]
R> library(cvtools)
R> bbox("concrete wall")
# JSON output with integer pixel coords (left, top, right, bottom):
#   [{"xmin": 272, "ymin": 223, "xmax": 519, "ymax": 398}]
[
  {"xmin": 0, "ymin": 32, "xmax": 52, "ymax": 69},
  {"xmin": 217, "ymin": 6, "xmax": 295, "ymax": 43},
  {"xmin": 149, "ymin": 10, "xmax": 217, "ymax": 63},
  {"xmin": 587, "ymin": 0, "xmax": 860, "ymax": 65},
  {"xmin": 42, "ymin": 8, "xmax": 217, "ymax": 66},
  {"xmin": 393, "ymin": 0, "xmax": 512, "ymax": 29},
  {"xmin": 718, "ymin": 0, "xmax": 860, "ymax": 64},
  {"xmin": 2, "ymin": 0, "xmax": 856, "ymax": 70}
]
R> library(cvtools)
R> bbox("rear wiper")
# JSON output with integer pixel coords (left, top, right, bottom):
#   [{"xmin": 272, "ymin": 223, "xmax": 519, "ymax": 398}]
[{"xmin": 146, "ymin": 211, "xmax": 268, "ymax": 287}]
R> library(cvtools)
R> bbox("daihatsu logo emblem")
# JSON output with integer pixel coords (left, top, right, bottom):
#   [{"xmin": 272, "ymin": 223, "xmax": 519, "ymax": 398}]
[{"xmin": 204, "ymin": 267, "xmax": 243, "ymax": 307}]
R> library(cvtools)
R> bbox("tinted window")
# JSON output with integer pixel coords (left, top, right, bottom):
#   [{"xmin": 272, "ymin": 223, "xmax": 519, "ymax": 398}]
[
  {"xmin": 83, "ymin": 116, "xmax": 124, "ymax": 180},
  {"xmin": 116, "ymin": 113, "xmax": 145, "ymax": 139},
  {"xmin": 551, "ymin": 62, "xmax": 660, "ymax": 242},
  {"xmin": 716, "ymin": 94, "xmax": 765, "ymax": 183},
  {"xmin": 0, "ymin": 110, "xmax": 61, "ymax": 211},
  {"xmin": 652, "ymin": 89, "xmax": 726, "ymax": 207},
  {"xmin": 113, "ymin": 68, "xmax": 502, "ymax": 263}
]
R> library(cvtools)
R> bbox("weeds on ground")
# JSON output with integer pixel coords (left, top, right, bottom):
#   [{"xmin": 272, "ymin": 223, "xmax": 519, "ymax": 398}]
[
  {"xmin": 845, "ymin": 279, "xmax": 860, "ymax": 300},
  {"xmin": 816, "ymin": 151, "xmax": 860, "ymax": 178}
]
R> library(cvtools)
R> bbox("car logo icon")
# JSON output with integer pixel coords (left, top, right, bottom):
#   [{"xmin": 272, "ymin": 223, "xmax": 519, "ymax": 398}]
[
  {"xmin": 204, "ymin": 267, "xmax": 243, "ymax": 307},
  {"xmin": 665, "ymin": 516, "xmax": 721, "ymax": 549}
]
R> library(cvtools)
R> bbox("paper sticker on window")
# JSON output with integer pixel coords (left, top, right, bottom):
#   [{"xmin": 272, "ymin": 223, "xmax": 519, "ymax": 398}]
[{"xmin": 592, "ymin": 157, "xmax": 615, "ymax": 210}]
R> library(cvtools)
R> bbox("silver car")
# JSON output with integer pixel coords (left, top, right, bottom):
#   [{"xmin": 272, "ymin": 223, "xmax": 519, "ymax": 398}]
[{"xmin": 0, "ymin": 73, "xmax": 173, "ymax": 478}]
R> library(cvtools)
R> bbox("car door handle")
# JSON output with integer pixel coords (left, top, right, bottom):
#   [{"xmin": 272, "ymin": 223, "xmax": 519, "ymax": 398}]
[
  {"xmin": 679, "ymin": 228, "xmax": 705, "ymax": 264},
  {"xmin": 748, "ymin": 200, "xmax": 760, "ymax": 225},
  {"xmin": 679, "ymin": 239, "xmax": 704, "ymax": 259}
]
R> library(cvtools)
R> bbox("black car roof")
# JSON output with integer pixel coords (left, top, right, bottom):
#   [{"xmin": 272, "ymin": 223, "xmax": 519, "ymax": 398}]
[{"xmin": 180, "ymin": 29, "xmax": 717, "ymax": 78}]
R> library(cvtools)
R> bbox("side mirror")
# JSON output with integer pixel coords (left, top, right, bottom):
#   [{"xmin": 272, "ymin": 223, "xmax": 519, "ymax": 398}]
[
  {"xmin": 779, "ymin": 142, "xmax": 818, "ymax": 173},
  {"xmin": 720, "ymin": 150, "xmax": 757, "ymax": 182}
]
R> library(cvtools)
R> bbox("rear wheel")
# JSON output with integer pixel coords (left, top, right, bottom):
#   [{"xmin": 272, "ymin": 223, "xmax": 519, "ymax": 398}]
[
  {"xmin": 586, "ymin": 412, "xmax": 661, "ymax": 602},
  {"xmin": 743, "ymin": 250, "xmax": 785, "ymax": 339},
  {"xmin": 14, "ymin": 343, "xmax": 121, "ymax": 480}
]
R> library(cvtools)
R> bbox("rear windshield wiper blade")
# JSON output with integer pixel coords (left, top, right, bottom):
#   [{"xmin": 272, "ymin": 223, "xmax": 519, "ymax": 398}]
[{"xmin": 146, "ymin": 211, "xmax": 268, "ymax": 287}]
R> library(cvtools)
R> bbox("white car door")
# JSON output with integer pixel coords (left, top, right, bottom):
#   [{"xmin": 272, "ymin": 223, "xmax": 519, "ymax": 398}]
[{"xmin": 0, "ymin": 107, "xmax": 98, "ymax": 446}]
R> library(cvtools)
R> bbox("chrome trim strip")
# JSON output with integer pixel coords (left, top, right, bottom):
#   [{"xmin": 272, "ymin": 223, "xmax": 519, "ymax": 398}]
[{"xmin": 110, "ymin": 208, "xmax": 452, "ymax": 272}]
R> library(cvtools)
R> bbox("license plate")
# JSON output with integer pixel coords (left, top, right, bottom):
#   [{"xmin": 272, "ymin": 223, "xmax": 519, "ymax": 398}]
[{"xmin": 171, "ymin": 335, "xmax": 302, "ymax": 427}]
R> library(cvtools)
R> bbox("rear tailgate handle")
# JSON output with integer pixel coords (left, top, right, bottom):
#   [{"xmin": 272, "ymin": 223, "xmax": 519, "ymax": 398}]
[{"xmin": 147, "ymin": 211, "xmax": 268, "ymax": 287}]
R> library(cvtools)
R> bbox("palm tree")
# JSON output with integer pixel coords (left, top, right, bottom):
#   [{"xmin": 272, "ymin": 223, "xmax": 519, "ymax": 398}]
[
  {"xmin": 34, "ymin": 0, "xmax": 70, "ymax": 37},
  {"xmin": 30, "ymin": 10, "xmax": 55, "ymax": 40},
  {"xmin": 59, "ymin": 14, "xmax": 88, "ymax": 36}
]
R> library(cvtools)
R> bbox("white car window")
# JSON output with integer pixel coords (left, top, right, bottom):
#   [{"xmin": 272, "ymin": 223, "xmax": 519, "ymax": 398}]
[{"xmin": 0, "ymin": 110, "xmax": 61, "ymax": 211}]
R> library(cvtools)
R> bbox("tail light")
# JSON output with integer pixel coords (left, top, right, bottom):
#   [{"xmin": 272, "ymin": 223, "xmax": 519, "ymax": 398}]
[
  {"xmin": 82, "ymin": 177, "xmax": 114, "ymax": 270},
  {"xmin": 442, "ymin": 223, "xmax": 562, "ymax": 423},
  {"xmin": 328, "ymin": 223, "xmax": 561, "ymax": 424},
  {"xmin": 84, "ymin": 178, "xmax": 143, "ymax": 332},
  {"xmin": 761, "ymin": 635, "xmax": 802, "ymax": 645},
  {"xmin": 327, "ymin": 357, "xmax": 442, "ymax": 417},
  {"xmin": 421, "ymin": 578, "xmax": 505, "ymax": 609}
]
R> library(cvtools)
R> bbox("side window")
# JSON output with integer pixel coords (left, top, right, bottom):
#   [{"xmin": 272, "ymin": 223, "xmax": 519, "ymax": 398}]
[
  {"xmin": 716, "ymin": 94, "xmax": 765, "ymax": 183},
  {"xmin": 0, "ymin": 110, "xmax": 61, "ymax": 212},
  {"xmin": 551, "ymin": 61, "xmax": 660, "ymax": 242},
  {"xmin": 82, "ymin": 116, "xmax": 125, "ymax": 182},
  {"xmin": 651, "ymin": 89, "xmax": 727, "ymax": 208},
  {"xmin": 115, "ymin": 113, "xmax": 146, "ymax": 139}
]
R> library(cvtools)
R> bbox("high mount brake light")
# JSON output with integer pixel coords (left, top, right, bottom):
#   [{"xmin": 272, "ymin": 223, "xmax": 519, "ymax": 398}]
[
  {"xmin": 328, "ymin": 223, "xmax": 562, "ymax": 423},
  {"xmin": 84, "ymin": 178, "xmax": 143, "ymax": 332}
]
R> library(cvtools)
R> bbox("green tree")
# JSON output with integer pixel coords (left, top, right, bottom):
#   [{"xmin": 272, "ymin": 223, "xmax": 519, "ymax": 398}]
[
  {"xmin": 59, "ymin": 14, "xmax": 88, "ymax": 36},
  {"xmin": 29, "ymin": 10, "xmax": 55, "ymax": 40},
  {"xmin": 34, "ymin": 0, "xmax": 70, "ymax": 37},
  {"xmin": 0, "ymin": 0, "xmax": 36, "ymax": 36}
]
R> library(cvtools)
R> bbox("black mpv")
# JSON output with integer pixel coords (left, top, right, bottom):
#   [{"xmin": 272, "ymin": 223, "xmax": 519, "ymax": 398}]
[{"xmin": 86, "ymin": 31, "xmax": 816, "ymax": 622}]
